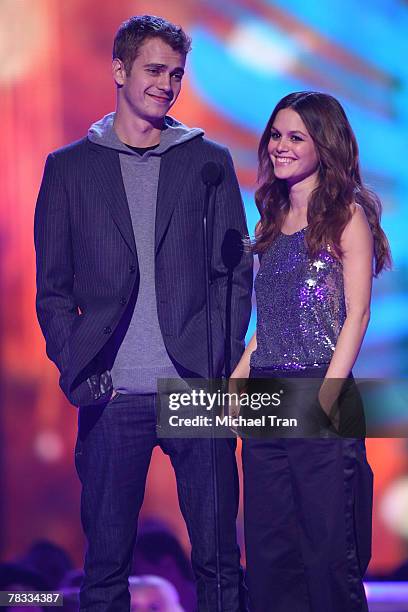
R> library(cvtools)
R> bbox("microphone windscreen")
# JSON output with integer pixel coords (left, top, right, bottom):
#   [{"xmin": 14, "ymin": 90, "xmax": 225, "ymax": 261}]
[{"xmin": 201, "ymin": 161, "xmax": 224, "ymax": 186}]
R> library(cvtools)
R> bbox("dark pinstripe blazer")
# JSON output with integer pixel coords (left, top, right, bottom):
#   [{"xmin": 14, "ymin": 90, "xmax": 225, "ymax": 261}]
[{"xmin": 34, "ymin": 133, "xmax": 253, "ymax": 407}]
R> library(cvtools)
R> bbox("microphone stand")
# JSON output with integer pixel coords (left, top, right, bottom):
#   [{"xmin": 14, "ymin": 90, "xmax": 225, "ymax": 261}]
[{"xmin": 202, "ymin": 176, "xmax": 222, "ymax": 612}]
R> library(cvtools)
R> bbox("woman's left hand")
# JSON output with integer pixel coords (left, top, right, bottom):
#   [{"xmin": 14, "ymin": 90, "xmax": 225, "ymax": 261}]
[{"xmin": 318, "ymin": 378, "xmax": 344, "ymax": 432}]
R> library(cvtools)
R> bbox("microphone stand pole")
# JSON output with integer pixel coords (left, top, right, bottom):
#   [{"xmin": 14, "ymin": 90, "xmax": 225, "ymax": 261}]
[{"xmin": 203, "ymin": 181, "xmax": 222, "ymax": 612}]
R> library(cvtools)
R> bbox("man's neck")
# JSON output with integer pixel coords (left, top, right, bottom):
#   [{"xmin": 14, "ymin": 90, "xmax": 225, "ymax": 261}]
[{"xmin": 113, "ymin": 111, "xmax": 163, "ymax": 148}]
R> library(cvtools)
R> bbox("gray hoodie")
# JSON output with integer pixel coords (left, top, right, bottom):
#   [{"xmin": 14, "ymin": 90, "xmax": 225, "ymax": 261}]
[{"xmin": 88, "ymin": 113, "xmax": 203, "ymax": 393}]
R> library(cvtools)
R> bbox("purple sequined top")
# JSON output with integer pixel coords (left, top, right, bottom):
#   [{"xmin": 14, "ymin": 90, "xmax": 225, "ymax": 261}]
[{"xmin": 250, "ymin": 227, "xmax": 346, "ymax": 370}]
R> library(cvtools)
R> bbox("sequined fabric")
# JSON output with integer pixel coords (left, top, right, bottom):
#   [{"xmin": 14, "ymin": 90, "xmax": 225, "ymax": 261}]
[{"xmin": 250, "ymin": 227, "xmax": 346, "ymax": 370}]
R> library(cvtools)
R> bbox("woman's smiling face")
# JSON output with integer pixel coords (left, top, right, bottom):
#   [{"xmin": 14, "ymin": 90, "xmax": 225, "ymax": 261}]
[{"xmin": 268, "ymin": 108, "xmax": 319, "ymax": 188}]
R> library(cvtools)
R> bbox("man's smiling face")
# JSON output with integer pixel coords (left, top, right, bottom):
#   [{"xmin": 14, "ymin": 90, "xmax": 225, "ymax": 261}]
[{"xmin": 113, "ymin": 36, "xmax": 186, "ymax": 125}]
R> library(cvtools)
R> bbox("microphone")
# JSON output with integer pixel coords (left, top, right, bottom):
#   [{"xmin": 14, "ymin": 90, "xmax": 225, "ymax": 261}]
[
  {"xmin": 201, "ymin": 161, "xmax": 224, "ymax": 187},
  {"xmin": 200, "ymin": 161, "xmax": 224, "ymax": 612}
]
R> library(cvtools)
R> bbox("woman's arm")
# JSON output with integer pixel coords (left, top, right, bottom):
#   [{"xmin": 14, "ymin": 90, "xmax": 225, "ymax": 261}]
[
  {"xmin": 319, "ymin": 205, "xmax": 373, "ymax": 411},
  {"xmin": 228, "ymin": 332, "xmax": 257, "ymax": 417},
  {"xmin": 230, "ymin": 332, "xmax": 257, "ymax": 379}
]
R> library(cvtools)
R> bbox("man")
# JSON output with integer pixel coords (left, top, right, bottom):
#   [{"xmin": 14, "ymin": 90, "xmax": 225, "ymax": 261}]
[{"xmin": 35, "ymin": 14, "xmax": 252, "ymax": 612}]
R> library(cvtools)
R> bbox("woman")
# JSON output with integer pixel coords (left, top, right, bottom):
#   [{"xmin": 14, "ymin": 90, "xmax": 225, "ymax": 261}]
[{"xmin": 231, "ymin": 92, "xmax": 391, "ymax": 612}]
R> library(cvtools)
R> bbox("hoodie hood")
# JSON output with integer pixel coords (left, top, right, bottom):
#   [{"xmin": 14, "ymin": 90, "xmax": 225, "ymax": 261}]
[{"xmin": 88, "ymin": 112, "xmax": 203, "ymax": 157}]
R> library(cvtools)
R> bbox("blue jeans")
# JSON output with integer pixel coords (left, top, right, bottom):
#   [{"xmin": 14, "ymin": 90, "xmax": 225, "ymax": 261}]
[{"xmin": 75, "ymin": 393, "xmax": 246, "ymax": 611}]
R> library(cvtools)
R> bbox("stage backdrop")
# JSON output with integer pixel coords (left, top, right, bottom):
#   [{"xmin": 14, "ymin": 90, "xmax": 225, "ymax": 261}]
[{"xmin": 1, "ymin": 0, "xmax": 407, "ymax": 573}]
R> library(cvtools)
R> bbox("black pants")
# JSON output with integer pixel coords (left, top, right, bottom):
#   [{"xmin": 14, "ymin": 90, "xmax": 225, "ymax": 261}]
[
  {"xmin": 242, "ymin": 368, "xmax": 373, "ymax": 612},
  {"xmin": 75, "ymin": 393, "xmax": 246, "ymax": 611}
]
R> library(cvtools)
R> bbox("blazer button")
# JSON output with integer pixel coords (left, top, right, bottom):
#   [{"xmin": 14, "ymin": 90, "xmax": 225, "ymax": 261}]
[
  {"xmin": 103, "ymin": 326, "xmax": 112, "ymax": 334},
  {"xmin": 129, "ymin": 264, "xmax": 136, "ymax": 273},
  {"xmin": 120, "ymin": 297, "xmax": 127, "ymax": 305}
]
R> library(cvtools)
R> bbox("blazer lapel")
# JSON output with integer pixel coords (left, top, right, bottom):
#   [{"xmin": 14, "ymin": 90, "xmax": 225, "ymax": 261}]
[
  {"xmin": 88, "ymin": 141, "xmax": 136, "ymax": 255},
  {"xmin": 155, "ymin": 143, "xmax": 194, "ymax": 253}
]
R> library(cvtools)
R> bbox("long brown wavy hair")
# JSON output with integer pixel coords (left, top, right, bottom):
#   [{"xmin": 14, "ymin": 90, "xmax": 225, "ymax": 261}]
[{"xmin": 254, "ymin": 91, "xmax": 391, "ymax": 275}]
